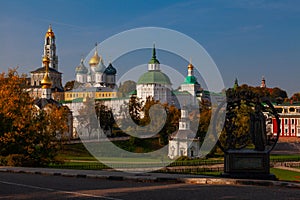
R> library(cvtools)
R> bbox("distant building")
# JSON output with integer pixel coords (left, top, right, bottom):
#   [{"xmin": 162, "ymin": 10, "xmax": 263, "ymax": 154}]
[{"xmin": 272, "ymin": 102, "xmax": 300, "ymax": 138}]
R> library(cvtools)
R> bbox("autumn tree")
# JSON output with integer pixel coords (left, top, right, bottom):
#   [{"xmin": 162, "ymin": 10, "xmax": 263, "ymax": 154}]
[
  {"xmin": 0, "ymin": 69, "xmax": 68, "ymax": 166},
  {"xmin": 117, "ymin": 80, "xmax": 136, "ymax": 97},
  {"xmin": 290, "ymin": 92, "xmax": 300, "ymax": 102}
]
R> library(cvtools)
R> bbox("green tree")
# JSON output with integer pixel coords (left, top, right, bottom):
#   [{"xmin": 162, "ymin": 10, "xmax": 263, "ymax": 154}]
[{"xmin": 95, "ymin": 103, "xmax": 115, "ymax": 136}]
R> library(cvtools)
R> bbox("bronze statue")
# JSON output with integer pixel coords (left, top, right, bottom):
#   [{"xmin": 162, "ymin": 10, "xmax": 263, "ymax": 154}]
[{"xmin": 250, "ymin": 104, "xmax": 267, "ymax": 151}]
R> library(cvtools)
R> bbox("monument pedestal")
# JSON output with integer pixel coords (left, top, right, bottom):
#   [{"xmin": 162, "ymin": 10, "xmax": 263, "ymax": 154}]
[{"xmin": 222, "ymin": 149, "xmax": 277, "ymax": 180}]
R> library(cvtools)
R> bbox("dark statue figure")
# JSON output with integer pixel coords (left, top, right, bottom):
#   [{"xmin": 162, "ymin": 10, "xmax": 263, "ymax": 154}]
[{"xmin": 250, "ymin": 104, "xmax": 267, "ymax": 151}]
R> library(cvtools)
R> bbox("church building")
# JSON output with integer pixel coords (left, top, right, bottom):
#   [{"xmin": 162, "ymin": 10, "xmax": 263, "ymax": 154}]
[
  {"xmin": 29, "ymin": 25, "xmax": 64, "ymax": 101},
  {"xmin": 34, "ymin": 55, "xmax": 73, "ymax": 140},
  {"xmin": 136, "ymin": 45, "xmax": 172, "ymax": 104},
  {"xmin": 75, "ymin": 44, "xmax": 117, "ymax": 89},
  {"xmin": 168, "ymin": 106, "xmax": 200, "ymax": 159}
]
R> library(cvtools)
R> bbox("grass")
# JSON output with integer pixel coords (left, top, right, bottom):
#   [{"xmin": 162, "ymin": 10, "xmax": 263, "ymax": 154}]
[
  {"xmin": 55, "ymin": 142, "xmax": 300, "ymax": 182},
  {"xmin": 270, "ymin": 168, "xmax": 300, "ymax": 182},
  {"xmin": 270, "ymin": 154, "xmax": 300, "ymax": 161}
]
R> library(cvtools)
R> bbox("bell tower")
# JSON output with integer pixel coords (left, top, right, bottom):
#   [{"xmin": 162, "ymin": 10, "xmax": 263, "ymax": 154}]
[{"xmin": 44, "ymin": 24, "xmax": 58, "ymax": 71}]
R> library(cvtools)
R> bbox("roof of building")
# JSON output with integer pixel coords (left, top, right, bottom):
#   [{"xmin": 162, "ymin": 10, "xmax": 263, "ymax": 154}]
[
  {"xmin": 34, "ymin": 98, "xmax": 61, "ymax": 109},
  {"xmin": 89, "ymin": 46, "xmax": 100, "ymax": 66},
  {"xmin": 137, "ymin": 71, "xmax": 171, "ymax": 85},
  {"xmin": 172, "ymin": 90, "xmax": 191, "ymax": 95},
  {"xmin": 31, "ymin": 67, "xmax": 62, "ymax": 74},
  {"xmin": 45, "ymin": 24, "xmax": 55, "ymax": 38},
  {"xmin": 65, "ymin": 86, "xmax": 114, "ymax": 93},
  {"xmin": 75, "ymin": 59, "xmax": 88, "ymax": 74},
  {"xmin": 94, "ymin": 58, "xmax": 106, "ymax": 73},
  {"xmin": 275, "ymin": 102, "xmax": 300, "ymax": 107},
  {"xmin": 104, "ymin": 63, "xmax": 117, "ymax": 75},
  {"xmin": 183, "ymin": 76, "xmax": 199, "ymax": 84},
  {"xmin": 170, "ymin": 130, "xmax": 197, "ymax": 140}
]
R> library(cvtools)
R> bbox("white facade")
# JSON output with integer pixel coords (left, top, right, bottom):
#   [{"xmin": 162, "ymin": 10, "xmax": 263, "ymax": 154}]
[
  {"xmin": 136, "ymin": 46, "xmax": 172, "ymax": 104},
  {"xmin": 30, "ymin": 25, "xmax": 63, "ymax": 92},
  {"xmin": 168, "ymin": 107, "xmax": 200, "ymax": 159},
  {"xmin": 75, "ymin": 47, "xmax": 116, "ymax": 89},
  {"xmin": 44, "ymin": 25, "xmax": 58, "ymax": 70}
]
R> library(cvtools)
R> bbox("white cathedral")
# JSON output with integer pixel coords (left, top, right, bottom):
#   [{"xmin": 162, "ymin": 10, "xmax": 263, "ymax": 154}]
[
  {"xmin": 134, "ymin": 46, "xmax": 203, "ymax": 159},
  {"xmin": 136, "ymin": 46, "xmax": 172, "ymax": 104},
  {"xmin": 75, "ymin": 45, "xmax": 117, "ymax": 89}
]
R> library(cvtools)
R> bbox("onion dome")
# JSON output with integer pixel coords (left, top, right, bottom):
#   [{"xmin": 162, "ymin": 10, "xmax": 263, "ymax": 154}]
[
  {"xmin": 104, "ymin": 62, "xmax": 117, "ymax": 75},
  {"xmin": 41, "ymin": 56, "xmax": 52, "ymax": 88},
  {"xmin": 45, "ymin": 24, "xmax": 55, "ymax": 38},
  {"xmin": 41, "ymin": 73, "xmax": 52, "ymax": 88},
  {"xmin": 75, "ymin": 58, "xmax": 88, "ymax": 74},
  {"xmin": 183, "ymin": 61, "xmax": 198, "ymax": 84},
  {"xmin": 94, "ymin": 57, "xmax": 106, "ymax": 73},
  {"xmin": 187, "ymin": 63, "xmax": 194, "ymax": 70},
  {"xmin": 137, "ymin": 71, "xmax": 171, "ymax": 85},
  {"xmin": 148, "ymin": 44, "xmax": 160, "ymax": 64},
  {"xmin": 89, "ymin": 45, "xmax": 100, "ymax": 66},
  {"xmin": 42, "ymin": 55, "xmax": 50, "ymax": 64}
]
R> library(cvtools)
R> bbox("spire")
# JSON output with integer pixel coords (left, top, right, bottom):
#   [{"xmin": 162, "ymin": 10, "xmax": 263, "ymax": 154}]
[
  {"xmin": 48, "ymin": 24, "xmax": 52, "ymax": 32},
  {"xmin": 45, "ymin": 24, "xmax": 55, "ymax": 38},
  {"xmin": 233, "ymin": 78, "xmax": 239, "ymax": 90},
  {"xmin": 95, "ymin": 42, "xmax": 98, "ymax": 54},
  {"xmin": 152, "ymin": 44, "xmax": 156, "ymax": 59},
  {"xmin": 148, "ymin": 44, "xmax": 160, "ymax": 64}
]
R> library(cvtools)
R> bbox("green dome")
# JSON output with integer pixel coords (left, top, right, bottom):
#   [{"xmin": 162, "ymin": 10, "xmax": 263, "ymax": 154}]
[
  {"xmin": 104, "ymin": 63, "xmax": 117, "ymax": 75},
  {"xmin": 137, "ymin": 71, "xmax": 171, "ymax": 85},
  {"xmin": 183, "ymin": 76, "xmax": 198, "ymax": 84}
]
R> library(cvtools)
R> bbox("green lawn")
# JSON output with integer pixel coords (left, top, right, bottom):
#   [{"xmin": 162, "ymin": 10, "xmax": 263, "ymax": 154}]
[
  {"xmin": 56, "ymin": 143, "xmax": 300, "ymax": 182},
  {"xmin": 270, "ymin": 168, "xmax": 300, "ymax": 182},
  {"xmin": 270, "ymin": 154, "xmax": 300, "ymax": 161}
]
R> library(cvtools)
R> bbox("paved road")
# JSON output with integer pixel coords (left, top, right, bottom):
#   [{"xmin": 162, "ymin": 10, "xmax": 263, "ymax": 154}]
[{"xmin": 0, "ymin": 172, "xmax": 300, "ymax": 200}]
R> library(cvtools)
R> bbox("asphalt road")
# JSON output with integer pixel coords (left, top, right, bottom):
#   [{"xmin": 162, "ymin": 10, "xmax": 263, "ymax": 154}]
[{"xmin": 0, "ymin": 172, "xmax": 300, "ymax": 200}]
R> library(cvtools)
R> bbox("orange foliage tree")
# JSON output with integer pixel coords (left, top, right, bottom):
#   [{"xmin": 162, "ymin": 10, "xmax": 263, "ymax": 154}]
[{"xmin": 0, "ymin": 69, "xmax": 68, "ymax": 166}]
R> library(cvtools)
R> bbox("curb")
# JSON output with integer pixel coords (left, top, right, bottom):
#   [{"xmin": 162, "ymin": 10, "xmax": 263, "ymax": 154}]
[{"xmin": 0, "ymin": 167, "xmax": 300, "ymax": 189}]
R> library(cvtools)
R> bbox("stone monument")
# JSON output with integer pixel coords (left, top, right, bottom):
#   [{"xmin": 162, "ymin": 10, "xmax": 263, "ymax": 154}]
[{"xmin": 214, "ymin": 90, "xmax": 280, "ymax": 180}]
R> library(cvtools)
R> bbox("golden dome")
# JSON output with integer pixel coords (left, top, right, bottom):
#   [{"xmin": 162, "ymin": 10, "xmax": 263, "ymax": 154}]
[
  {"xmin": 42, "ymin": 55, "xmax": 50, "ymax": 64},
  {"xmin": 89, "ymin": 48, "xmax": 100, "ymax": 66},
  {"xmin": 41, "ymin": 73, "xmax": 52, "ymax": 88},
  {"xmin": 187, "ymin": 63, "xmax": 194, "ymax": 70},
  {"xmin": 45, "ymin": 24, "xmax": 55, "ymax": 38}
]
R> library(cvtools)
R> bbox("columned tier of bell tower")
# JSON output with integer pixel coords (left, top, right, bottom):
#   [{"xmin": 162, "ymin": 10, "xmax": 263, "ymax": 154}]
[{"xmin": 44, "ymin": 24, "xmax": 58, "ymax": 71}]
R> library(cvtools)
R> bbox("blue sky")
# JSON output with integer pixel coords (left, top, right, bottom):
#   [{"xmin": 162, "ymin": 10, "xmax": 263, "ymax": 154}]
[{"xmin": 0, "ymin": 0, "xmax": 299, "ymax": 96}]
